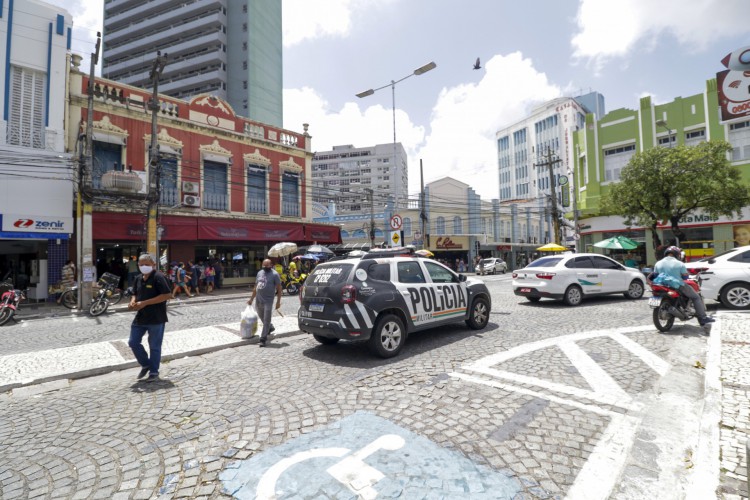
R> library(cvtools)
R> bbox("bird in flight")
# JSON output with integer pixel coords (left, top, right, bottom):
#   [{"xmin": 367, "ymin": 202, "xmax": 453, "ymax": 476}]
[{"xmin": 473, "ymin": 57, "xmax": 481, "ymax": 70}]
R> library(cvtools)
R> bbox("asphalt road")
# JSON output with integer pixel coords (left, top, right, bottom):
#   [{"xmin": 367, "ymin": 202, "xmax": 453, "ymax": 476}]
[{"xmin": 0, "ymin": 274, "xmax": 715, "ymax": 499}]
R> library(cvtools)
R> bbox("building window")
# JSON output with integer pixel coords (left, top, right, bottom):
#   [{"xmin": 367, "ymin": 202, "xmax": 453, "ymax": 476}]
[
  {"xmin": 435, "ymin": 217, "xmax": 446, "ymax": 235},
  {"xmin": 729, "ymin": 120, "xmax": 750, "ymax": 161},
  {"xmin": 657, "ymin": 135, "xmax": 676, "ymax": 147},
  {"xmin": 92, "ymin": 141, "xmax": 122, "ymax": 189},
  {"xmin": 453, "ymin": 216, "xmax": 462, "ymax": 234},
  {"xmin": 159, "ymin": 155, "xmax": 179, "ymax": 206},
  {"xmin": 282, "ymin": 172, "xmax": 300, "ymax": 217},
  {"xmin": 7, "ymin": 65, "xmax": 45, "ymax": 148},
  {"xmin": 204, "ymin": 160, "xmax": 228, "ymax": 210},
  {"xmin": 603, "ymin": 144, "xmax": 635, "ymax": 182},
  {"xmin": 403, "ymin": 217, "xmax": 412, "ymax": 236},
  {"xmin": 684, "ymin": 129, "xmax": 705, "ymax": 146},
  {"xmin": 247, "ymin": 164, "xmax": 267, "ymax": 214}
]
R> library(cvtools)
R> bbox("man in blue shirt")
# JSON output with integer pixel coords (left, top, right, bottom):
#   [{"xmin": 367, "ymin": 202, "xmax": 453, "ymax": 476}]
[{"xmin": 654, "ymin": 246, "xmax": 714, "ymax": 326}]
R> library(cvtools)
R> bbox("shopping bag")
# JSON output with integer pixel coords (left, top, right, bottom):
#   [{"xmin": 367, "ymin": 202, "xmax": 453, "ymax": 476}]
[{"xmin": 240, "ymin": 305, "xmax": 258, "ymax": 339}]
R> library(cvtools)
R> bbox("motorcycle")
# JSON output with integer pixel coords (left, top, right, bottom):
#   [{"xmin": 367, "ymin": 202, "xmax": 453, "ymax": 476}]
[
  {"xmin": 281, "ymin": 271, "xmax": 308, "ymax": 295},
  {"xmin": 60, "ymin": 278, "xmax": 127, "ymax": 310},
  {"xmin": 648, "ymin": 274, "xmax": 703, "ymax": 332},
  {"xmin": 0, "ymin": 281, "xmax": 27, "ymax": 326},
  {"xmin": 89, "ymin": 273, "xmax": 121, "ymax": 317}
]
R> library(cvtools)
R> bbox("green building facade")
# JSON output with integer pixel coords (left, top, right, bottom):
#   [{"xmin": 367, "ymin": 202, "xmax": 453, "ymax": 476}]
[{"xmin": 571, "ymin": 78, "xmax": 750, "ymax": 267}]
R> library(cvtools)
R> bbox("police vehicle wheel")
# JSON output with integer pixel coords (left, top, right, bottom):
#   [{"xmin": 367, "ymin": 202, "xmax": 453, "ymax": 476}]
[
  {"xmin": 368, "ymin": 314, "xmax": 405, "ymax": 358},
  {"xmin": 465, "ymin": 297, "xmax": 489, "ymax": 330},
  {"xmin": 313, "ymin": 334, "xmax": 339, "ymax": 345}
]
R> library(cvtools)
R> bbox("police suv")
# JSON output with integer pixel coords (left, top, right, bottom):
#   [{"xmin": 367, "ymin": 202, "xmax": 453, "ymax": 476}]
[{"xmin": 297, "ymin": 248, "xmax": 492, "ymax": 358}]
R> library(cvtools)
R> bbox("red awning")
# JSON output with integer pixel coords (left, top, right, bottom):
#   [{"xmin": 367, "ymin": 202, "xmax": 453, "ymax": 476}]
[
  {"xmin": 93, "ymin": 213, "xmax": 197, "ymax": 241},
  {"xmin": 93, "ymin": 212, "xmax": 341, "ymax": 244}
]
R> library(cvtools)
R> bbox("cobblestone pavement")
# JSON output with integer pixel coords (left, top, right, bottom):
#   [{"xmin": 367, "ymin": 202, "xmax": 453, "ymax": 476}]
[
  {"xmin": 0, "ymin": 276, "xmax": 731, "ymax": 499},
  {"xmin": 717, "ymin": 311, "xmax": 750, "ymax": 499}
]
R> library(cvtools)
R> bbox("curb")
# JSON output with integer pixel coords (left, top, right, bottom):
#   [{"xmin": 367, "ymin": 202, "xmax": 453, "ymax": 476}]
[
  {"xmin": 1, "ymin": 328, "xmax": 303, "ymax": 395},
  {"xmin": 14, "ymin": 290, "xmax": 254, "ymax": 322}
]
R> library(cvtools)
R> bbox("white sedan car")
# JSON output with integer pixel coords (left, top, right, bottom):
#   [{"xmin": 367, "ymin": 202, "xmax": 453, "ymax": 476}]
[
  {"xmin": 687, "ymin": 245, "xmax": 750, "ymax": 309},
  {"xmin": 512, "ymin": 253, "xmax": 646, "ymax": 306},
  {"xmin": 475, "ymin": 258, "xmax": 507, "ymax": 275}
]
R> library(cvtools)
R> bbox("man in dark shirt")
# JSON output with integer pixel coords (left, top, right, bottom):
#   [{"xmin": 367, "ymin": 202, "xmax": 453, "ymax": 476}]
[{"xmin": 128, "ymin": 254, "xmax": 172, "ymax": 382}]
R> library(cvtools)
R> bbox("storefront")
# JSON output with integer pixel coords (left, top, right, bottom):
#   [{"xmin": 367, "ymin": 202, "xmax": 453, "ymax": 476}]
[
  {"xmin": 0, "ymin": 214, "xmax": 73, "ymax": 300},
  {"xmin": 428, "ymin": 236, "xmax": 471, "ymax": 270},
  {"xmin": 91, "ymin": 212, "xmax": 340, "ymax": 286}
]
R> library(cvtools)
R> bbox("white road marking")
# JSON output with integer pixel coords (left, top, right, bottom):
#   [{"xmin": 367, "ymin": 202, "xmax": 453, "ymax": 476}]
[
  {"xmin": 327, "ymin": 434, "xmax": 405, "ymax": 500},
  {"xmin": 565, "ymin": 413, "xmax": 641, "ymax": 500},
  {"xmin": 609, "ymin": 331, "xmax": 670, "ymax": 376},
  {"xmin": 559, "ymin": 340, "xmax": 631, "ymax": 404},
  {"xmin": 256, "ymin": 448, "xmax": 350, "ymax": 500}
]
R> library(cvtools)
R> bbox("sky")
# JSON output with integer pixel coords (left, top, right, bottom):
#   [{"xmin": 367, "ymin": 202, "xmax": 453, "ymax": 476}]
[{"xmin": 59, "ymin": 0, "xmax": 749, "ymax": 200}]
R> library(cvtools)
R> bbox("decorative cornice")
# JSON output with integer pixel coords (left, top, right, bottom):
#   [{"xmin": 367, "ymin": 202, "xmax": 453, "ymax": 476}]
[
  {"xmin": 279, "ymin": 156, "xmax": 302, "ymax": 173},
  {"xmin": 144, "ymin": 128, "xmax": 184, "ymax": 150},
  {"xmin": 91, "ymin": 115, "xmax": 128, "ymax": 136},
  {"xmin": 243, "ymin": 148, "xmax": 270, "ymax": 166},
  {"xmin": 199, "ymin": 139, "xmax": 232, "ymax": 157}
]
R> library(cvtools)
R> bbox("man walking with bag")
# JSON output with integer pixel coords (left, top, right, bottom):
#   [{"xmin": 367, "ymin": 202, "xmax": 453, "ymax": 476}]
[
  {"xmin": 128, "ymin": 254, "xmax": 172, "ymax": 382},
  {"xmin": 247, "ymin": 258, "xmax": 282, "ymax": 347}
]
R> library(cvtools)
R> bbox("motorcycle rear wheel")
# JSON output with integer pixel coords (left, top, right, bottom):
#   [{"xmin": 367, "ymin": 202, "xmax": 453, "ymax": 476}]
[
  {"xmin": 0, "ymin": 307, "xmax": 13, "ymax": 326},
  {"xmin": 653, "ymin": 301, "xmax": 675, "ymax": 332}
]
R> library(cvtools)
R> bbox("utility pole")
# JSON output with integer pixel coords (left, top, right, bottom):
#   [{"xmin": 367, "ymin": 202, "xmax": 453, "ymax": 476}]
[
  {"xmin": 535, "ymin": 148, "xmax": 562, "ymax": 245},
  {"xmin": 365, "ymin": 188, "xmax": 375, "ymax": 249},
  {"xmin": 146, "ymin": 51, "xmax": 167, "ymax": 262},
  {"xmin": 78, "ymin": 32, "xmax": 101, "ymax": 309},
  {"xmin": 420, "ymin": 159, "xmax": 427, "ymax": 250}
]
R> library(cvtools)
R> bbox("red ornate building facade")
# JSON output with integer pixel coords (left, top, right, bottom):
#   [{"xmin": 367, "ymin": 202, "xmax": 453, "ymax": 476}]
[{"xmin": 66, "ymin": 63, "xmax": 339, "ymax": 286}]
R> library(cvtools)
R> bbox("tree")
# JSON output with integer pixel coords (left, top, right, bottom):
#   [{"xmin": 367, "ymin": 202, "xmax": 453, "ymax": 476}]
[{"xmin": 603, "ymin": 140, "xmax": 750, "ymax": 249}]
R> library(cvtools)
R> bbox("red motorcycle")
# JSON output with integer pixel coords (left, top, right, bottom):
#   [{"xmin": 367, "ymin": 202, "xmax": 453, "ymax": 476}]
[
  {"xmin": 648, "ymin": 275, "xmax": 702, "ymax": 332},
  {"xmin": 0, "ymin": 280, "xmax": 26, "ymax": 326}
]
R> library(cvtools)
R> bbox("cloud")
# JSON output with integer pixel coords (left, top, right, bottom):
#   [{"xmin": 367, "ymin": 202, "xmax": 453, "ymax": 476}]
[
  {"xmin": 286, "ymin": 52, "xmax": 560, "ymax": 200},
  {"xmin": 572, "ymin": 0, "xmax": 749, "ymax": 68},
  {"xmin": 282, "ymin": 0, "xmax": 393, "ymax": 47}
]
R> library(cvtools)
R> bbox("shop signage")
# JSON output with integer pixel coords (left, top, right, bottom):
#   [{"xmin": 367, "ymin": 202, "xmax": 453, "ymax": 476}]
[
  {"xmin": 717, "ymin": 46, "xmax": 750, "ymax": 121},
  {"xmin": 217, "ymin": 227, "xmax": 249, "ymax": 239},
  {"xmin": 2, "ymin": 214, "xmax": 73, "ymax": 234},
  {"xmin": 435, "ymin": 237, "xmax": 463, "ymax": 250}
]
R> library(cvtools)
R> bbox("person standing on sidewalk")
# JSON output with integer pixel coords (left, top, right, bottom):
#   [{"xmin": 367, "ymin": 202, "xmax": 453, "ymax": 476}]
[
  {"xmin": 126, "ymin": 256, "xmax": 139, "ymax": 288},
  {"xmin": 128, "ymin": 254, "xmax": 172, "ymax": 382},
  {"xmin": 213, "ymin": 259, "xmax": 223, "ymax": 290},
  {"xmin": 247, "ymin": 258, "xmax": 282, "ymax": 347}
]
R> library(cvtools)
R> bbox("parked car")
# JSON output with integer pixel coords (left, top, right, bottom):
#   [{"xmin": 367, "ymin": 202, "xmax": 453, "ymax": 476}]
[
  {"xmin": 511, "ymin": 253, "xmax": 646, "ymax": 306},
  {"xmin": 298, "ymin": 247, "xmax": 492, "ymax": 358},
  {"xmin": 476, "ymin": 257, "xmax": 507, "ymax": 275},
  {"xmin": 687, "ymin": 245, "xmax": 750, "ymax": 310}
]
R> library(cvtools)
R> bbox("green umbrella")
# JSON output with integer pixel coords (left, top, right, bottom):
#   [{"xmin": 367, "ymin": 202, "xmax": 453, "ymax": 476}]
[{"xmin": 593, "ymin": 235, "xmax": 639, "ymax": 250}]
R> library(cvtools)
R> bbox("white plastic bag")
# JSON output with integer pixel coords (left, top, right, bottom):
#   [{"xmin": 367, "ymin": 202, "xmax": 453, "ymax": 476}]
[{"xmin": 240, "ymin": 305, "xmax": 258, "ymax": 339}]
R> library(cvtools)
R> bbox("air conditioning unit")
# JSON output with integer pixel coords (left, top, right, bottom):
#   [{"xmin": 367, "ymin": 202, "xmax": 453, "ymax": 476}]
[
  {"xmin": 182, "ymin": 181, "xmax": 199, "ymax": 194},
  {"xmin": 183, "ymin": 195, "xmax": 201, "ymax": 207}
]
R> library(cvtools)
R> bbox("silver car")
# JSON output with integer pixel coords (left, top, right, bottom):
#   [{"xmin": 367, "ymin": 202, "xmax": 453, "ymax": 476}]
[{"xmin": 475, "ymin": 257, "xmax": 507, "ymax": 275}]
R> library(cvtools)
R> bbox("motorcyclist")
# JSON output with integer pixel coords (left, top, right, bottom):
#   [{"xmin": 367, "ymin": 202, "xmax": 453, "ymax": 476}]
[{"xmin": 653, "ymin": 245, "xmax": 715, "ymax": 326}]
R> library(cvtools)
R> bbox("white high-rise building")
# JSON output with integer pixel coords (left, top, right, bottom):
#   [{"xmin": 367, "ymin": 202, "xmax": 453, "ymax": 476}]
[
  {"xmin": 101, "ymin": 0, "xmax": 283, "ymax": 127},
  {"xmin": 312, "ymin": 143, "xmax": 408, "ymax": 215},
  {"xmin": 497, "ymin": 92, "xmax": 604, "ymax": 204}
]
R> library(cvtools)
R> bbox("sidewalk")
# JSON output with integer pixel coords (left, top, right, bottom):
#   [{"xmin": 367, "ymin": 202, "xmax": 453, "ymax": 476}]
[
  {"xmin": 0, "ymin": 314, "xmax": 302, "ymax": 394},
  {"xmin": 715, "ymin": 311, "xmax": 750, "ymax": 499}
]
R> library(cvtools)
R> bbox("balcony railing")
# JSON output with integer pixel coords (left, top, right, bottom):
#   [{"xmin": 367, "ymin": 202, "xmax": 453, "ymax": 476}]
[
  {"xmin": 160, "ymin": 187, "xmax": 179, "ymax": 206},
  {"xmin": 203, "ymin": 192, "xmax": 227, "ymax": 211},
  {"xmin": 282, "ymin": 200, "xmax": 300, "ymax": 217},
  {"xmin": 247, "ymin": 198, "xmax": 267, "ymax": 214}
]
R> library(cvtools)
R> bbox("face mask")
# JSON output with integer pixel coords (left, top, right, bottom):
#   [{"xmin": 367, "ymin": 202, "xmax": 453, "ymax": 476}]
[
  {"xmin": 263, "ymin": 267, "xmax": 272, "ymax": 272},
  {"xmin": 139, "ymin": 265, "xmax": 153, "ymax": 274}
]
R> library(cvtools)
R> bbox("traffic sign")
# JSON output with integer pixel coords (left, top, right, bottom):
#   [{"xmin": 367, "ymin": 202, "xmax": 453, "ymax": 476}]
[
  {"xmin": 390, "ymin": 231, "xmax": 400, "ymax": 245},
  {"xmin": 389, "ymin": 215, "xmax": 402, "ymax": 230}
]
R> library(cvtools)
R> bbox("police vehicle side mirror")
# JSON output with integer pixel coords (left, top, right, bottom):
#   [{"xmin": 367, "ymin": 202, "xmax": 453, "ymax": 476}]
[{"xmin": 458, "ymin": 274, "xmax": 467, "ymax": 282}]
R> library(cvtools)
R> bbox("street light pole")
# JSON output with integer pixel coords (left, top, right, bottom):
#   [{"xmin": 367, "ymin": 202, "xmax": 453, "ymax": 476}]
[
  {"xmin": 146, "ymin": 51, "xmax": 167, "ymax": 263},
  {"xmin": 364, "ymin": 188, "xmax": 375, "ymax": 249},
  {"xmin": 356, "ymin": 61, "xmax": 436, "ymax": 210},
  {"xmin": 655, "ymin": 119, "xmax": 679, "ymax": 246}
]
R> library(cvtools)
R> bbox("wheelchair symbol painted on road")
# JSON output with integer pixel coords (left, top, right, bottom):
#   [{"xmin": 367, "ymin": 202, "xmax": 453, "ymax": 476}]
[
  {"xmin": 256, "ymin": 434, "xmax": 405, "ymax": 500},
  {"xmin": 220, "ymin": 411, "xmax": 528, "ymax": 499}
]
